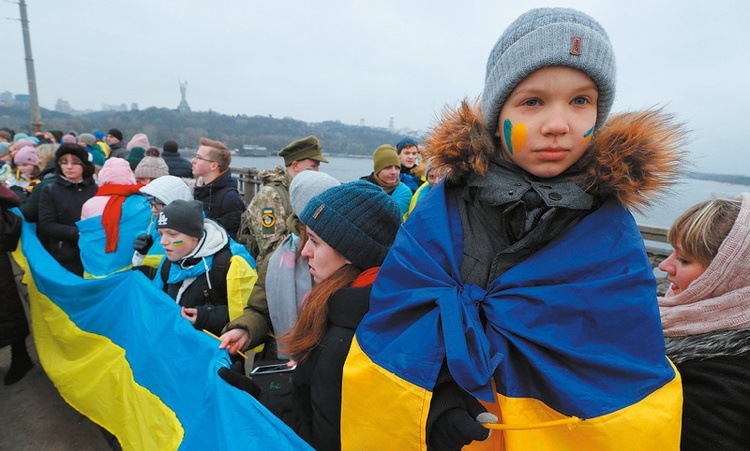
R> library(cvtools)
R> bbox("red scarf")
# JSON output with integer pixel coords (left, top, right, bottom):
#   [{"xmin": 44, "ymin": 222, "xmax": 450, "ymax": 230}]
[
  {"xmin": 95, "ymin": 184, "xmax": 143, "ymax": 253},
  {"xmin": 351, "ymin": 266, "xmax": 380, "ymax": 288}
]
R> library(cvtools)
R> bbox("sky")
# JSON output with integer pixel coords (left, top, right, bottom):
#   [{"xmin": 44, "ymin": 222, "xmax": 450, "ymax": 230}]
[{"xmin": 1, "ymin": 0, "xmax": 749, "ymax": 175}]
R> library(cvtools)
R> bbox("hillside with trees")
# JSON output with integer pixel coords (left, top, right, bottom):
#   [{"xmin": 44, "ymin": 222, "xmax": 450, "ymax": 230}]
[{"xmin": 1, "ymin": 104, "xmax": 411, "ymax": 156}]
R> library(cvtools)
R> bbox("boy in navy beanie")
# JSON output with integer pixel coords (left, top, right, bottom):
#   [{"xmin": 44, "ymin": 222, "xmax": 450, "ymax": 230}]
[{"xmin": 341, "ymin": 7, "xmax": 684, "ymax": 450}]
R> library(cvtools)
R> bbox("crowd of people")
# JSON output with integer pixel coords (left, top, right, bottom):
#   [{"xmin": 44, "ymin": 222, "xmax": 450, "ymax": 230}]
[{"xmin": 1, "ymin": 6, "xmax": 749, "ymax": 451}]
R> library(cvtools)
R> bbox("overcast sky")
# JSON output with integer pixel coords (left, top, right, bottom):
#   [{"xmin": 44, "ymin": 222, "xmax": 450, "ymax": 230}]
[{"xmin": 2, "ymin": 0, "xmax": 749, "ymax": 175}]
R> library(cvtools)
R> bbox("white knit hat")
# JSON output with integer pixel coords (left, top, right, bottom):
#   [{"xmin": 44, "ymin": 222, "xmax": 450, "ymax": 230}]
[{"xmin": 289, "ymin": 170, "xmax": 340, "ymax": 215}]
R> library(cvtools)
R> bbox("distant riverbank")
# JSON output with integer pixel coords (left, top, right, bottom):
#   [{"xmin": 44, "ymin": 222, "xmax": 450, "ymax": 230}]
[{"xmin": 208, "ymin": 152, "xmax": 749, "ymax": 229}]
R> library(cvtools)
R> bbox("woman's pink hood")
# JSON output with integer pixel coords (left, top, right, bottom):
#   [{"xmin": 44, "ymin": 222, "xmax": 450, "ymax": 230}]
[{"xmin": 97, "ymin": 157, "xmax": 137, "ymax": 186}]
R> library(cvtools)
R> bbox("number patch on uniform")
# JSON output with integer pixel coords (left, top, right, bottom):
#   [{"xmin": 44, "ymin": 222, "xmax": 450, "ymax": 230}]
[{"xmin": 261, "ymin": 208, "xmax": 276, "ymax": 228}]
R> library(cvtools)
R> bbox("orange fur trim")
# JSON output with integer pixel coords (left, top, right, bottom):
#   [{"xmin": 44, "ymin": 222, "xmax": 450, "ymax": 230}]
[
  {"xmin": 424, "ymin": 101, "xmax": 688, "ymax": 210},
  {"xmin": 580, "ymin": 108, "xmax": 688, "ymax": 211}
]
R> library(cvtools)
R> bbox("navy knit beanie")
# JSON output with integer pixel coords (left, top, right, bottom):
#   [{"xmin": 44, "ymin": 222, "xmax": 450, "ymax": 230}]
[
  {"xmin": 396, "ymin": 137, "xmax": 419, "ymax": 154},
  {"xmin": 299, "ymin": 180, "xmax": 401, "ymax": 269}
]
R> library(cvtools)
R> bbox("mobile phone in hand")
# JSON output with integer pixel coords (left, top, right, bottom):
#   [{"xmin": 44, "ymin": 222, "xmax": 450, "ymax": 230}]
[{"xmin": 250, "ymin": 363, "xmax": 296, "ymax": 375}]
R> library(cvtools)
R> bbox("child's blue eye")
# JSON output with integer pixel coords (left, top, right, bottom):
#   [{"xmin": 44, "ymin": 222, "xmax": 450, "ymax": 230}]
[
  {"xmin": 572, "ymin": 97, "xmax": 589, "ymax": 105},
  {"xmin": 523, "ymin": 99, "xmax": 540, "ymax": 107}
]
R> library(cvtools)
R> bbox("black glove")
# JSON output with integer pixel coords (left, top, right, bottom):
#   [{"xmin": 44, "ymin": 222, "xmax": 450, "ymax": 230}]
[
  {"xmin": 218, "ymin": 361, "xmax": 261, "ymax": 398},
  {"xmin": 428, "ymin": 382, "xmax": 493, "ymax": 451},
  {"xmin": 133, "ymin": 233, "xmax": 154, "ymax": 254}
]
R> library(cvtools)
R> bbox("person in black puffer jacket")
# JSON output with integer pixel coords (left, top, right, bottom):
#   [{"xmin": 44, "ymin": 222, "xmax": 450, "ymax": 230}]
[
  {"xmin": 161, "ymin": 140, "xmax": 193, "ymax": 178},
  {"xmin": 37, "ymin": 144, "xmax": 97, "ymax": 276}
]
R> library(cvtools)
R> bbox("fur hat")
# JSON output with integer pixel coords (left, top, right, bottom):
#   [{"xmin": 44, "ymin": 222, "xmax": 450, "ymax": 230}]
[
  {"xmin": 289, "ymin": 170, "xmax": 340, "ymax": 215},
  {"xmin": 107, "ymin": 128, "xmax": 123, "ymax": 141},
  {"xmin": 157, "ymin": 199, "xmax": 205, "ymax": 239},
  {"xmin": 78, "ymin": 133, "xmax": 96, "ymax": 147},
  {"xmin": 373, "ymin": 144, "xmax": 400, "ymax": 174},
  {"xmin": 299, "ymin": 180, "xmax": 401, "ymax": 269},
  {"xmin": 481, "ymin": 7, "xmax": 616, "ymax": 137},
  {"xmin": 0, "ymin": 130, "xmax": 11, "ymax": 142},
  {"xmin": 134, "ymin": 155, "xmax": 169, "ymax": 180},
  {"xmin": 127, "ymin": 133, "xmax": 150, "ymax": 151},
  {"xmin": 13, "ymin": 146, "xmax": 40, "ymax": 166},
  {"xmin": 54, "ymin": 143, "xmax": 95, "ymax": 178}
]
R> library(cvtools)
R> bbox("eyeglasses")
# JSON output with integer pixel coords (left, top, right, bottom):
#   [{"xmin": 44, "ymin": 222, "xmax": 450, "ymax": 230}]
[
  {"xmin": 193, "ymin": 154, "xmax": 215, "ymax": 163},
  {"xmin": 58, "ymin": 159, "xmax": 83, "ymax": 166},
  {"xmin": 145, "ymin": 196, "xmax": 166, "ymax": 209}
]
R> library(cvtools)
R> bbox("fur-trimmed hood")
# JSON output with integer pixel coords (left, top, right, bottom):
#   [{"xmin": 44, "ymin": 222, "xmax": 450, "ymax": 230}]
[
  {"xmin": 665, "ymin": 328, "xmax": 750, "ymax": 365},
  {"xmin": 424, "ymin": 100, "xmax": 687, "ymax": 211}
]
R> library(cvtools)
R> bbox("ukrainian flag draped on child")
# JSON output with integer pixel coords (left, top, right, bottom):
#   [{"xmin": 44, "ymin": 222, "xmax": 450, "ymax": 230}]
[
  {"xmin": 13, "ymin": 211, "xmax": 310, "ymax": 451},
  {"xmin": 341, "ymin": 183, "xmax": 682, "ymax": 450}
]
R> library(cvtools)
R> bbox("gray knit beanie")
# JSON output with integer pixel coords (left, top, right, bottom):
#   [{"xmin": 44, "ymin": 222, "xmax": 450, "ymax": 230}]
[
  {"xmin": 482, "ymin": 7, "xmax": 616, "ymax": 137},
  {"xmin": 157, "ymin": 199, "xmax": 205, "ymax": 239},
  {"xmin": 299, "ymin": 180, "xmax": 401, "ymax": 269},
  {"xmin": 289, "ymin": 170, "xmax": 340, "ymax": 215}
]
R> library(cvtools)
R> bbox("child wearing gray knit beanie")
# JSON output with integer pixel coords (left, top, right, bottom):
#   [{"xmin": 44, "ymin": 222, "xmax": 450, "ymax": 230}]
[
  {"xmin": 340, "ymin": 7, "xmax": 685, "ymax": 450},
  {"xmin": 481, "ymin": 7, "xmax": 615, "ymax": 137}
]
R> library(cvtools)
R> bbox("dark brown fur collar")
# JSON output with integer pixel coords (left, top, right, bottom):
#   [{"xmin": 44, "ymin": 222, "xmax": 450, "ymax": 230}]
[{"xmin": 424, "ymin": 100, "xmax": 687, "ymax": 211}]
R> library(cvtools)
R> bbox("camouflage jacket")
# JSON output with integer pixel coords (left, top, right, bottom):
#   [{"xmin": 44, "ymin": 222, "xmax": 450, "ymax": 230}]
[{"xmin": 237, "ymin": 167, "xmax": 292, "ymax": 261}]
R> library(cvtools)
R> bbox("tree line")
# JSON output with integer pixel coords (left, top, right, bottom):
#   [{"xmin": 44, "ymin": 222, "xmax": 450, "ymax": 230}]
[{"xmin": 2, "ymin": 104, "xmax": 413, "ymax": 156}]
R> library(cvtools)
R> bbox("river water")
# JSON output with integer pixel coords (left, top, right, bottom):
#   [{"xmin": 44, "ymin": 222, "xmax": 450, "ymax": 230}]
[{"xmin": 228, "ymin": 155, "xmax": 748, "ymax": 229}]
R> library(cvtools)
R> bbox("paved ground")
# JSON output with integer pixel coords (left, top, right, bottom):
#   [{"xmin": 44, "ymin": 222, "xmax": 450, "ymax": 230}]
[
  {"xmin": 1, "ymin": 260, "xmax": 110, "ymax": 451},
  {"xmin": 0, "ymin": 333, "xmax": 110, "ymax": 451}
]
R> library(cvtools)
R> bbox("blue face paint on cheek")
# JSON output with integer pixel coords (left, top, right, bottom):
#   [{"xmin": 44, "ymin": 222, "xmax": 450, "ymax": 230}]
[{"xmin": 172, "ymin": 240, "xmax": 184, "ymax": 247}]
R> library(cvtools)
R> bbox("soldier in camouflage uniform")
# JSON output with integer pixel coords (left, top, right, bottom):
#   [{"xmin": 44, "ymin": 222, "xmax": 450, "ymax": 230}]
[
  {"xmin": 230, "ymin": 136, "xmax": 328, "ymax": 354},
  {"xmin": 238, "ymin": 136, "xmax": 328, "ymax": 264}
]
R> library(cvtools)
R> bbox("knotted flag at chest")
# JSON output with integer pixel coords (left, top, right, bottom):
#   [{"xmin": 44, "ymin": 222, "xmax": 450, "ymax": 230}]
[{"xmin": 341, "ymin": 183, "xmax": 682, "ymax": 450}]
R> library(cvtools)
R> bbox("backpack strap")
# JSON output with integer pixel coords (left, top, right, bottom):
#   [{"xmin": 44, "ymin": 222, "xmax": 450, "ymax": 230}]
[
  {"xmin": 160, "ymin": 246, "xmax": 232, "ymax": 305},
  {"xmin": 206, "ymin": 246, "xmax": 232, "ymax": 305},
  {"xmin": 160, "ymin": 258, "xmax": 171, "ymax": 288}
]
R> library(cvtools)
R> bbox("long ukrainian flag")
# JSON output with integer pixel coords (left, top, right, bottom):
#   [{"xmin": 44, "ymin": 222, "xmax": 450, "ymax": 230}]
[
  {"xmin": 341, "ymin": 184, "xmax": 682, "ymax": 450},
  {"xmin": 13, "ymin": 210, "xmax": 310, "ymax": 451}
]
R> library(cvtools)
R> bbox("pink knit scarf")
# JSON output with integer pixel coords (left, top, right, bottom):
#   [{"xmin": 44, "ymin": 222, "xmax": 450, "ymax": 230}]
[{"xmin": 659, "ymin": 192, "xmax": 750, "ymax": 336}]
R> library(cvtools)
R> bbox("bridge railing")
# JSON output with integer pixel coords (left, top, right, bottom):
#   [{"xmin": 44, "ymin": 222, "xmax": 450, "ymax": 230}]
[{"xmin": 232, "ymin": 166, "xmax": 673, "ymax": 295}]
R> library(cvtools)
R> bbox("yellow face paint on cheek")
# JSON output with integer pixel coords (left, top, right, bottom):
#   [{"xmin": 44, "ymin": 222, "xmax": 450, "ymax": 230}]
[
  {"xmin": 503, "ymin": 119, "xmax": 527, "ymax": 155},
  {"xmin": 583, "ymin": 126, "xmax": 595, "ymax": 143},
  {"xmin": 172, "ymin": 240, "xmax": 184, "ymax": 247}
]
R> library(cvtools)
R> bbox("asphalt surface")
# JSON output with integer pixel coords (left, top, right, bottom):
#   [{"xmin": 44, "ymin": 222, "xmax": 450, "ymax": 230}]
[
  {"xmin": 1, "ymin": 266, "xmax": 110, "ymax": 451},
  {"xmin": 0, "ymin": 332, "xmax": 111, "ymax": 451}
]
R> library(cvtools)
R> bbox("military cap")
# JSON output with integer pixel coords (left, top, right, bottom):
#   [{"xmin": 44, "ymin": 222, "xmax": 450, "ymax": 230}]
[{"xmin": 278, "ymin": 135, "xmax": 329, "ymax": 166}]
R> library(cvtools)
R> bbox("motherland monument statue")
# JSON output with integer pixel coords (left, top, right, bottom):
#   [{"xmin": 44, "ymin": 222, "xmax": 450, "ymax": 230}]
[{"xmin": 178, "ymin": 78, "xmax": 191, "ymax": 112}]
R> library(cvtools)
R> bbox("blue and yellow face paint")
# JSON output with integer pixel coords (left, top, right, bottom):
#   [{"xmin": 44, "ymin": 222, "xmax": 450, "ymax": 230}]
[
  {"xmin": 172, "ymin": 240, "xmax": 184, "ymax": 247},
  {"xmin": 583, "ymin": 126, "xmax": 595, "ymax": 143},
  {"xmin": 503, "ymin": 119, "xmax": 527, "ymax": 155}
]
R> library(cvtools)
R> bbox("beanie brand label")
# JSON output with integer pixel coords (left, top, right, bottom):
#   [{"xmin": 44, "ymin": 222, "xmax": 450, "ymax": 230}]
[
  {"xmin": 157, "ymin": 212, "xmax": 168, "ymax": 226},
  {"xmin": 313, "ymin": 205, "xmax": 325, "ymax": 219},
  {"xmin": 570, "ymin": 36, "xmax": 582, "ymax": 55}
]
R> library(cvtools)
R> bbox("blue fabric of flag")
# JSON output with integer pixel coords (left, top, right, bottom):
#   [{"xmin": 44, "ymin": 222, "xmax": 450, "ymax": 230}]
[{"xmin": 357, "ymin": 182, "xmax": 675, "ymax": 416}]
